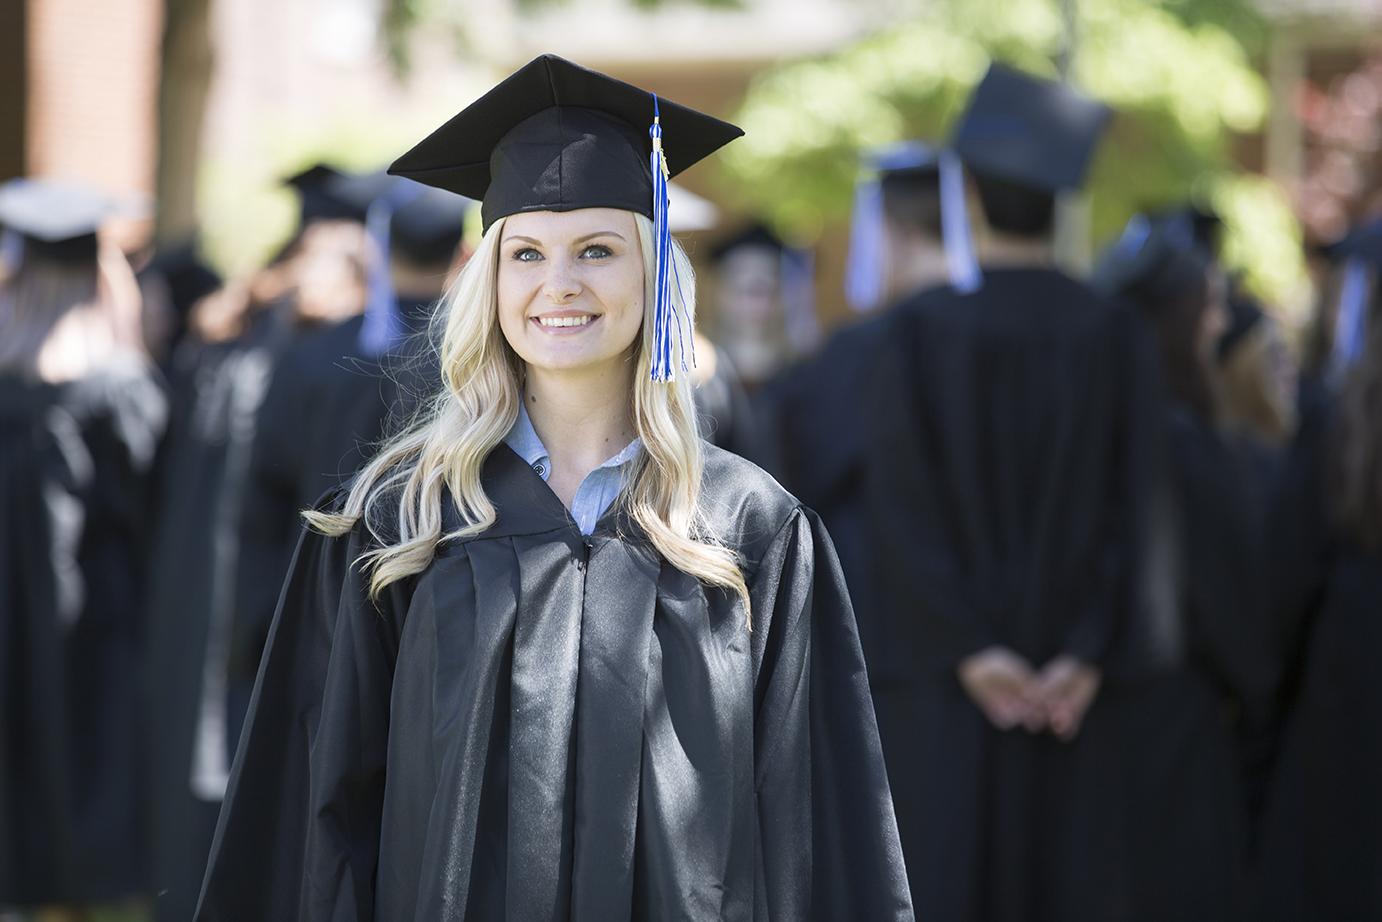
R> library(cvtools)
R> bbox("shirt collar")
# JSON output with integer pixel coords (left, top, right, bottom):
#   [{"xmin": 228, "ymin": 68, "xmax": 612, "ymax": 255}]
[{"xmin": 502, "ymin": 403, "xmax": 642, "ymax": 472}]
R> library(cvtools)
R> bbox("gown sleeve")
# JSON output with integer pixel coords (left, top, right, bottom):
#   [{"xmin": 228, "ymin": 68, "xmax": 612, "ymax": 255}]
[
  {"xmin": 195, "ymin": 516, "xmax": 406, "ymax": 922},
  {"xmin": 751, "ymin": 506, "xmax": 915, "ymax": 922}
]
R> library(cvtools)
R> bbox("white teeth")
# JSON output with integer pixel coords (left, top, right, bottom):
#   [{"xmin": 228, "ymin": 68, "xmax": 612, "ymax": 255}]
[{"xmin": 537, "ymin": 315, "xmax": 594, "ymax": 328}]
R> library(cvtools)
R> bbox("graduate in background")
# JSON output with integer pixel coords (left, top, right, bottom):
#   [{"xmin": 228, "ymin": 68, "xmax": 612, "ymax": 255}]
[
  {"xmin": 762, "ymin": 140, "xmax": 967, "ymax": 635},
  {"xmin": 861, "ymin": 64, "xmax": 1155, "ymax": 921},
  {"xmin": 705, "ymin": 223, "xmax": 818, "ymax": 389},
  {"xmin": 141, "ymin": 165, "xmax": 374, "ymax": 922},
  {"xmin": 1256, "ymin": 217, "xmax": 1382, "ymax": 922},
  {"xmin": 224, "ymin": 175, "xmax": 468, "ymax": 785},
  {"xmin": 1095, "ymin": 217, "xmax": 1277, "ymax": 921},
  {"xmin": 196, "ymin": 55, "xmax": 910, "ymax": 921},
  {"xmin": 0, "ymin": 180, "xmax": 167, "ymax": 915}
]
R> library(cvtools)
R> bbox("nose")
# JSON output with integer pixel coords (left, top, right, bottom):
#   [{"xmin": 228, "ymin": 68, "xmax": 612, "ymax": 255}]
[{"xmin": 542, "ymin": 257, "xmax": 581, "ymax": 304}]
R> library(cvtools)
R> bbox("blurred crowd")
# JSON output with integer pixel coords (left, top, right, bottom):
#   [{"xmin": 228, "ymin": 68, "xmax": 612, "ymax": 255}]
[{"xmin": 2, "ymin": 60, "xmax": 1381, "ymax": 922}]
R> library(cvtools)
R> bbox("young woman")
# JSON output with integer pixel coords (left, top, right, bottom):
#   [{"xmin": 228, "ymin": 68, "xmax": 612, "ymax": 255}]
[
  {"xmin": 1096, "ymin": 221, "xmax": 1277, "ymax": 921},
  {"xmin": 195, "ymin": 56, "xmax": 912, "ymax": 921}
]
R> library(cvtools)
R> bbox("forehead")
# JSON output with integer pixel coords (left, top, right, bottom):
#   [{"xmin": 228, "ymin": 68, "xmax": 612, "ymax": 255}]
[{"xmin": 501, "ymin": 207, "xmax": 637, "ymax": 241}]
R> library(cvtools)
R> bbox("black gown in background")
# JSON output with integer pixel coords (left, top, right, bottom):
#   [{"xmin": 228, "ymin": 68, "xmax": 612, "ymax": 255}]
[
  {"xmin": 229, "ymin": 299, "xmax": 437, "ymax": 719},
  {"xmin": 1256, "ymin": 399, "xmax": 1382, "ymax": 921},
  {"xmin": 0, "ymin": 360, "xmax": 166, "ymax": 905},
  {"xmin": 1105, "ymin": 403, "xmax": 1275, "ymax": 922},
  {"xmin": 760, "ymin": 303, "xmax": 922, "ymax": 639},
  {"xmin": 860, "ymin": 268, "xmax": 1154, "ymax": 921},
  {"xmin": 195, "ymin": 445, "xmax": 913, "ymax": 921},
  {"xmin": 142, "ymin": 311, "xmax": 290, "ymax": 922}
]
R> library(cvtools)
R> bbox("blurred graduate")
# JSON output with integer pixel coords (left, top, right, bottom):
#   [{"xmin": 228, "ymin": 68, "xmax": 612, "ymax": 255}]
[
  {"xmin": 196, "ymin": 55, "xmax": 911, "ymax": 921},
  {"xmin": 859, "ymin": 64, "xmax": 1155, "ymax": 920},
  {"xmin": 1256, "ymin": 216, "xmax": 1382, "ymax": 921},
  {"xmin": 0, "ymin": 179, "xmax": 167, "ymax": 911},
  {"xmin": 141, "ymin": 163, "xmax": 390, "ymax": 922}
]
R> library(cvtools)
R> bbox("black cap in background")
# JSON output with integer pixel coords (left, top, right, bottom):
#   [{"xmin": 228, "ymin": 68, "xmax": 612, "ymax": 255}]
[
  {"xmin": 389, "ymin": 54, "xmax": 743, "ymax": 231},
  {"xmin": 389, "ymin": 186, "xmax": 472, "ymax": 265},
  {"xmin": 951, "ymin": 62, "xmax": 1112, "ymax": 192},
  {"xmin": 0, "ymin": 178, "xmax": 116, "ymax": 264}
]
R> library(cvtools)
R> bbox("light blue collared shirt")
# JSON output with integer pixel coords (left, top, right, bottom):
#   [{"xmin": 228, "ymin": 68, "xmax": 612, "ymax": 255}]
[{"xmin": 503, "ymin": 404, "xmax": 642, "ymax": 535}]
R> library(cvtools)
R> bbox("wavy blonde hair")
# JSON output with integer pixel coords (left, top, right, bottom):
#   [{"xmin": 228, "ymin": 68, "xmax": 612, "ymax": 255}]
[{"xmin": 306, "ymin": 212, "xmax": 751, "ymax": 618}]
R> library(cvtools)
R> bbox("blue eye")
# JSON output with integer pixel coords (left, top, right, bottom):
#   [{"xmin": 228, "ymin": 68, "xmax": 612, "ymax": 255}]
[
  {"xmin": 581, "ymin": 244, "xmax": 613, "ymax": 259},
  {"xmin": 512, "ymin": 247, "xmax": 542, "ymax": 262}
]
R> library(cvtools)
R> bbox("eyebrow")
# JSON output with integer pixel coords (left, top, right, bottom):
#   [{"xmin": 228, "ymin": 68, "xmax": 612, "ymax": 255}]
[{"xmin": 502, "ymin": 230, "xmax": 627, "ymax": 246}]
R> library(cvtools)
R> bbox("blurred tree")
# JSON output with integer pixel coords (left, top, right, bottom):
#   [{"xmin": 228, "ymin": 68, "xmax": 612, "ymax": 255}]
[
  {"xmin": 379, "ymin": 0, "xmax": 743, "ymax": 75},
  {"xmin": 719, "ymin": 0, "xmax": 1306, "ymax": 312}
]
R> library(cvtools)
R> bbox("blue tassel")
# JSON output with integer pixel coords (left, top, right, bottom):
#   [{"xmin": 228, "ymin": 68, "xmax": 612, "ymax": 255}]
[
  {"xmin": 359, "ymin": 180, "xmax": 424, "ymax": 358},
  {"xmin": 649, "ymin": 95, "xmax": 691, "ymax": 382},
  {"xmin": 1329, "ymin": 257, "xmax": 1371, "ymax": 384}
]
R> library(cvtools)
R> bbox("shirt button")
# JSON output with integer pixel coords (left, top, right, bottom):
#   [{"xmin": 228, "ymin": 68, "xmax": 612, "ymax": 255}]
[{"xmin": 533, "ymin": 462, "xmax": 546, "ymax": 476}]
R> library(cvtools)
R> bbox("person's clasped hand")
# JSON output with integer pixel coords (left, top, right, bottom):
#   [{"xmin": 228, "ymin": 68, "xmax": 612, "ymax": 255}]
[{"xmin": 957, "ymin": 647, "xmax": 1102, "ymax": 741}]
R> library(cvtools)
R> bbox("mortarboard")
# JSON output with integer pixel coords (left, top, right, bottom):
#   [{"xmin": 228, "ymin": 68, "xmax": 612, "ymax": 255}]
[
  {"xmin": 343, "ymin": 173, "xmax": 472, "ymax": 357},
  {"xmin": 1092, "ymin": 213, "xmax": 1209, "ymax": 303},
  {"xmin": 283, "ymin": 163, "xmax": 379, "ymax": 226},
  {"xmin": 389, "ymin": 54, "xmax": 743, "ymax": 381},
  {"xmin": 0, "ymin": 178, "xmax": 118, "ymax": 265},
  {"xmin": 952, "ymin": 63, "xmax": 1111, "ymax": 192},
  {"xmin": 388, "ymin": 54, "xmax": 742, "ymax": 232}
]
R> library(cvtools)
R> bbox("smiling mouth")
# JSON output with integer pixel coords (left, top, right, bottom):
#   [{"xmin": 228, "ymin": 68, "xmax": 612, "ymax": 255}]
[{"xmin": 533, "ymin": 314, "xmax": 599, "ymax": 329}]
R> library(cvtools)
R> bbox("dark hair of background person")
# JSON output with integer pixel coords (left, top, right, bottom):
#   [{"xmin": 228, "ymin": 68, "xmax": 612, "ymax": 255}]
[
  {"xmin": 970, "ymin": 169, "xmax": 1056, "ymax": 238},
  {"xmin": 1330, "ymin": 285, "xmax": 1382, "ymax": 548},
  {"xmin": 880, "ymin": 171, "xmax": 944, "ymax": 240},
  {"xmin": 1118, "ymin": 247, "xmax": 1220, "ymax": 421}
]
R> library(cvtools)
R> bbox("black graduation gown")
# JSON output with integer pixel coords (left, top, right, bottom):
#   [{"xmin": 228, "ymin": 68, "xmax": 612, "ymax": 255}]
[
  {"xmin": 860, "ymin": 268, "xmax": 1154, "ymax": 921},
  {"xmin": 230, "ymin": 302, "xmax": 437, "ymax": 701},
  {"xmin": 195, "ymin": 444, "xmax": 913, "ymax": 921},
  {"xmin": 1256, "ymin": 400, "xmax": 1382, "ymax": 921},
  {"xmin": 0, "ymin": 361, "xmax": 166, "ymax": 904},
  {"xmin": 1103, "ymin": 405, "xmax": 1276, "ymax": 922},
  {"xmin": 759, "ymin": 305, "xmax": 914, "ymax": 646},
  {"xmin": 694, "ymin": 343, "xmax": 761, "ymax": 461},
  {"xmin": 141, "ymin": 313, "xmax": 289, "ymax": 922}
]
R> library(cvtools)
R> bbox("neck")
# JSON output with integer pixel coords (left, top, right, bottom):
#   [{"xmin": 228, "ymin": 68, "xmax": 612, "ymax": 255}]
[
  {"xmin": 979, "ymin": 233, "xmax": 1055, "ymax": 269},
  {"xmin": 885, "ymin": 239, "xmax": 951, "ymax": 302},
  {"xmin": 523, "ymin": 360, "xmax": 637, "ymax": 492}
]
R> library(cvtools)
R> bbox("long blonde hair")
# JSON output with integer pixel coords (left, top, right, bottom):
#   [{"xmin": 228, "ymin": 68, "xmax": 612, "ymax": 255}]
[{"xmin": 306, "ymin": 212, "xmax": 751, "ymax": 617}]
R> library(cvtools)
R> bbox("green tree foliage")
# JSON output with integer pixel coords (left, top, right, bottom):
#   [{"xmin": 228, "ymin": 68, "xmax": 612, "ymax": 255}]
[{"xmin": 721, "ymin": 0, "xmax": 1305, "ymax": 309}]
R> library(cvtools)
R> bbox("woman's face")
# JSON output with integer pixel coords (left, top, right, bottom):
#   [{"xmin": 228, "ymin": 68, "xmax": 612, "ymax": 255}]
[{"xmin": 496, "ymin": 208, "xmax": 645, "ymax": 375}]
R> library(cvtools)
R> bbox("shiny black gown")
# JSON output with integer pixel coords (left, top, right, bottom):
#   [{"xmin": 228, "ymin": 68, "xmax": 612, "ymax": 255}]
[
  {"xmin": 195, "ymin": 444, "xmax": 913, "ymax": 921},
  {"xmin": 0, "ymin": 361, "xmax": 166, "ymax": 904}
]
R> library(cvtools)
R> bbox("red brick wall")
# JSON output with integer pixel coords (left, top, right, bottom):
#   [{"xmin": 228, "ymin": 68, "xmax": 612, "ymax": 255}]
[{"xmin": 27, "ymin": 0, "xmax": 161, "ymax": 197}]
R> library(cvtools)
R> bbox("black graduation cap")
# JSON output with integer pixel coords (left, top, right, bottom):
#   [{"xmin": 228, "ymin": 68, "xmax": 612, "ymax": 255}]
[
  {"xmin": 708, "ymin": 223, "xmax": 786, "ymax": 262},
  {"xmin": 1092, "ymin": 213, "xmax": 1208, "ymax": 302},
  {"xmin": 388, "ymin": 185, "xmax": 471, "ymax": 265},
  {"xmin": 144, "ymin": 238, "xmax": 223, "ymax": 318},
  {"xmin": 282, "ymin": 163, "xmax": 376, "ymax": 225},
  {"xmin": 388, "ymin": 54, "xmax": 743, "ymax": 232},
  {"xmin": 951, "ymin": 63, "xmax": 1112, "ymax": 192},
  {"xmin": 0, "ymin": 178, "xmax": 116, "ymax": 264}
]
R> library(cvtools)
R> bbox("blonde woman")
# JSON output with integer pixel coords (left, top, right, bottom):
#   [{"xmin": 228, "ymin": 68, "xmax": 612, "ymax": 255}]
[{"xmin": 196, "ymin": 57, "xmax": 912, "ymax": 922}]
